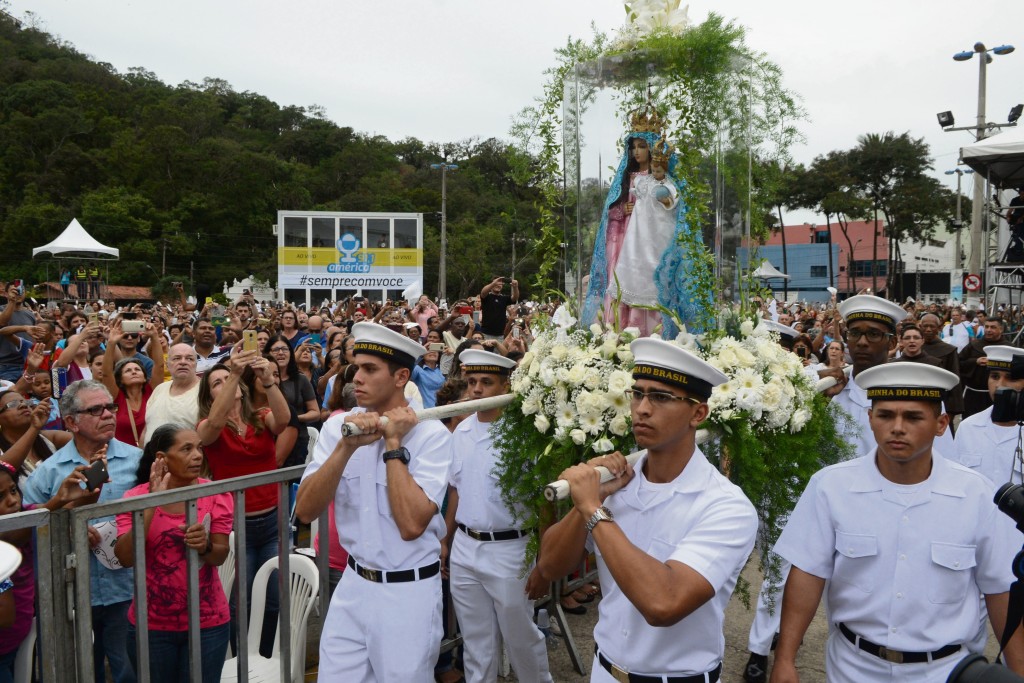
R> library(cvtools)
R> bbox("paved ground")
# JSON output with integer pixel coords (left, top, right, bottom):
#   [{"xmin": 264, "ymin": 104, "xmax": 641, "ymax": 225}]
[{"xmin": 304, "ymin": 552, "xmax": 997, "ymax": 681}]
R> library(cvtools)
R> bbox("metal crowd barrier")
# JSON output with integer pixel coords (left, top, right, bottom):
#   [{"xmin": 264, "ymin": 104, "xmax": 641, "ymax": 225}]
[{"xmin": 8, "ymin": 465, "xmax": 328, "ymax": 683}]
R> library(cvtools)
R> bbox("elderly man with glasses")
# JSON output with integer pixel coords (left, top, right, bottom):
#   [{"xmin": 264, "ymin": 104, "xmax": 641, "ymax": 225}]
[{"xmin": 21, "ymin": 379, "xmax": 144, "ymax": 683}]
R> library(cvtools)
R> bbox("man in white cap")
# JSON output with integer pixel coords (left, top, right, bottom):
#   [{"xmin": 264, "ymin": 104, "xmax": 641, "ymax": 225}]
[
  {"xmin": 829, "ymin": 295, "xmax": 955, "ymax": 458},
  {"xmin": 443, "ymin": 349, "xmax": 552, "ymax": 683},
  {"xmin": 769, "ymin": 363, "xmax": 1024, "ymax": 683},
  {"xmin": 953, "ymin": 344, "xmax": 1024, "ymax": 487},
  {"xmin": 295, "ymin": 322, "xmax": 452, "ymax": 681},
  {"xmin": 538, "ymin": 338, "xmax": 757, "ymax": 682}
]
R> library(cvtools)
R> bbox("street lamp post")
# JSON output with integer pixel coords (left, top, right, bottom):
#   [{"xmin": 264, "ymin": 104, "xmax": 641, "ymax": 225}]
[
  {"xmin": 946, "ymin": 42, "xmax": 1014, "ymax": 298},
  {"xmin": 430, "ymin": 162, "xmax": 458, "ymax": 302},
  {"xmin": 944, "ymin": 168, "xmax": 974, "ymax": 271}
]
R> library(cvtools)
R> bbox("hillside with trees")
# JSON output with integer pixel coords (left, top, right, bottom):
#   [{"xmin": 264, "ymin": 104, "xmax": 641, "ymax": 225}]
[{"xmin": 0, "ymin": 10, "xmax": 545, "ymax": 298}]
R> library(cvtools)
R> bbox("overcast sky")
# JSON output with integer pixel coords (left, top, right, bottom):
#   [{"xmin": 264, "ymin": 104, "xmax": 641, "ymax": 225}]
[{"xmin": 10, "ymin": 0, "xmax": 1024, "ymax": 222}]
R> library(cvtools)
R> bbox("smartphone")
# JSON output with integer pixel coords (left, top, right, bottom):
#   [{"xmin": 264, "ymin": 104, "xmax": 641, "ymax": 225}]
[
  {"xmin": 87, "ymin": 313, "xmax": 99, "ymax": 324},
  {"xmin": 309, "ymin": 333, "xmax": 322, "ymax": 346},
  {"xmin": 211, "ymin": 315, "xmax": 228, "ymax": 327},
  {"xmin": 205, "ymin": 297, "xmax": 213, "ymax": 305},
  {"xmin": 242, "ymin": 329, "xmax": 258, "ymax": 352},
  {"xmin": 257, "ymin": 317, "xmax": 270, "ymax": 327},
  {"xmin": 121, "ymin": 320, "xmax": 145, "ymax": 334},
  {"xmin": 11, "ymin": 279, "xmax": 24, "ymax": 296},
  {"xmin": 512, "ymin": 327, "xmax": 520, "ymax": 339},
  {"xmin": 429, "ymin": 343, "xmax": 445, "ymax": 352},
  {"xmin": 456, "ymin": 305, "xmax": 472, "ymax": 315},
  {"xmin": 83, "ymin": 459, "xmax": 108, "ymax": 492}
]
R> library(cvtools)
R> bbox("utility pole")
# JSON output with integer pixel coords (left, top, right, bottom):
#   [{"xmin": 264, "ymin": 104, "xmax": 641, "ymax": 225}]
[
  {"xmin": 945, "ymin": 168, "xmax": 973, "ymax": 271},
  {"xmin": 430, "ymin": 161, "xmax": 458, "ymax": 301},
  {"xmin": 967, "ymin": 44, "xmax": 988, "ymax": 286}
]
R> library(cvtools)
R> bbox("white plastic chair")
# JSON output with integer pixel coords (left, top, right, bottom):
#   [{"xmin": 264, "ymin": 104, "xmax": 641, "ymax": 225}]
[
  {"xmin": 14, "ymin": 616, "xmax": 36, "ymax": 683},
  {"xmin": 221, "ymin": 554, "xmax": 319, "ymax": 683},
  {"xmin": 305, "ymin": 426, "xmax": 319, "ymax": 464},
  {"xmin": 218, "ymin": 531, "xmax": 236, "ymax": 600}
]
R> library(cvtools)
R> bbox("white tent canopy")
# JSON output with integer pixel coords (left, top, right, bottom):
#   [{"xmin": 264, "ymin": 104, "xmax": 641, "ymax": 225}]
[
  {"xmin": 961, "ymin": 125, "xmax": 1024, "ymax": 188},
  {"xmin": 751, "ymin": 260, "xmax": 790, "ymax": 280},
  {"xmin": 32, "ymin": 218, "xmax": 119, "ymax": 260}
]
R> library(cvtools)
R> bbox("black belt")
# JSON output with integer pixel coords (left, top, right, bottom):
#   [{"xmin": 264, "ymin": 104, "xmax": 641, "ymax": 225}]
[
  {"xmin": 838, "ymin": 623, "xmax": 961, "ymax": 664},
  {"xmin": 457, "ymin": 523, "xmax": 531, "ymax": 542},
  {"xmin": 595, "ymin": 647, "xmax": 721, "ymax": 683},
  {"xmin": 347, "ymin": 557, "xmax": 440, "ymax": 583}
]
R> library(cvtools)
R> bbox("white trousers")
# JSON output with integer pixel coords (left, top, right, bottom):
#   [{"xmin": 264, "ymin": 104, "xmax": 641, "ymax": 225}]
[
  {"xmin": 825, "ymin": 627, "xmax": 961, "ymax": 683},
  {"xmin": 450, "ymin": 530, "xmax": 552, "ymax": 683},
  {"xmin": 318, "ymin": 567, "xmax": 443, "ymax": 682},
  {"xmin": 748, "ymin": 555, "xmax": 792, "ymax": 655}
]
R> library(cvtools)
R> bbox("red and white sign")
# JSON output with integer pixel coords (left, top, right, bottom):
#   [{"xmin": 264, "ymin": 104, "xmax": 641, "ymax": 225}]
[{"xmin": 964, "ymin": 274, "xmax": 982, "ymax": 292}]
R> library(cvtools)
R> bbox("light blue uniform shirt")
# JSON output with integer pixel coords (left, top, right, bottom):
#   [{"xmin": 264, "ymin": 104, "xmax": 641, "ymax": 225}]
[{"xmin": 22, "ymin": 438, "xmax": 143, "ymax": 606}]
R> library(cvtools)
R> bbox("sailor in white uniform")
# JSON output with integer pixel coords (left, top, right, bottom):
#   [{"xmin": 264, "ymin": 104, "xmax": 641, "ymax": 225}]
[
  {"xmin": 770, "ymin": 363, "xmax": 1024, "ymax": 683},
  {"xmin": 444, "ymin": 349, "xmax": 552, "ymax": 682},
  {"xmin": 538, "ymin": 337, "xmax": 757, "ymax": 682},
  {"xmin": 296, "ymin": 322, "xmax": 452, "ymax": 682}
]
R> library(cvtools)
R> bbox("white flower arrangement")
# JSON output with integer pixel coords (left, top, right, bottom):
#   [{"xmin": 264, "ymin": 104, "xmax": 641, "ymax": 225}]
[
  {"xmin": 510, "ymin": 315, "xmax": 640, "ymax": 456},
  {"xmin": 510, "ymin": 311, "xmax": 818, "ymax": 454},
  {"xmin": 702, "ymin": 318, "xmax": 817, "ymax": 435},
  {"xmin": 612, "ymin": 0, "xmax": 691, "ymax": 49}
]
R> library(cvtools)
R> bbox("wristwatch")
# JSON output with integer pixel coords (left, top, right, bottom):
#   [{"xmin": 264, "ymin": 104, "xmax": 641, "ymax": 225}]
[
  {"xmin": 382, "ymin": 447, "xmax": 410, "ymax": 465},
  {"xmin": 585, "ymin": 506, "xmax": 614, "ymax": 533}
]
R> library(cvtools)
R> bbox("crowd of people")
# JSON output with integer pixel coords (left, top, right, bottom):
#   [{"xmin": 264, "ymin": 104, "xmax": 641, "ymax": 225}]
[{"xmin": 2, "ymin": 274, "xmax": 1024, "ymax": 683}]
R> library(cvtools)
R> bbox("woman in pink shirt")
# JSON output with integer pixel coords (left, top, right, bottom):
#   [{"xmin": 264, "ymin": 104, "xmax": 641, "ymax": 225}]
[{"xmin": 114, "ymin": 423, "xmax": 233, "ymax": 683}]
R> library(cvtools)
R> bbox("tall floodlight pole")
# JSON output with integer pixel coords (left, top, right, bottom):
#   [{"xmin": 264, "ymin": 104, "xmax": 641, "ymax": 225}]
[
  {"xmin": 944, "ymin": 168, "xmax": 974, "ymax": 270},
  {"xmin": 944, "ymin": 42, "xmax": 1014, "ymax": 299},
  {"xmin": 430, "ymin": 162, "xmax": 458, "ymax": 301}
]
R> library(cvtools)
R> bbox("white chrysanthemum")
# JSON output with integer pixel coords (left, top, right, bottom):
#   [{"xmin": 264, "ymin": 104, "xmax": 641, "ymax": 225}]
[
  {"xmin": 567, "ymin": 364, "xmax": 586, "ymax": 385},
  {"xmin": 556, "ymin": 405, "xmax": 576, "ymax": 429},
  {"xmin": 609, "ymin": 413, "xmax": 629, "ymax": 436},
  {"xmin": 733, "ymin": 368, "xmax": 763, "ymax": 391},
  {"xmin": 739, "ymin": 319, "xmax": 755, "ymax": 337},
  {"xmin": 593, "ymin": 437, "xmax": 614, "ymax": 454},
  {"xmin": 556, "ymin": 367, "xmax": 571, "ymax": 383},
  {"xmin": 551, "ymin": 344, "xmax": 568, "ymax": 361},
  {"xmin": 758, "ymin": 381, "xmax": 783, "ymax": 413},
  {"xmin": 608, "ymin": 390, "xmax": 630, "ymax": 413},
  {"xmin": 534, "ymin": 414, "xmax": 550, "ymax": 433},
  {"xmin": 570, "ymin": 429, "xmax": 587, "ymax": 446},
  {"xmin": 579, "ymin": 411, "xmax": 603, "ymax": 435},
  {"xmin": 539, "ymin": 365, "xmax": 555, "ymax": 387},
  {"xmin": 606, "ymin": 369, "xmax": 633, "ymax": 395}
]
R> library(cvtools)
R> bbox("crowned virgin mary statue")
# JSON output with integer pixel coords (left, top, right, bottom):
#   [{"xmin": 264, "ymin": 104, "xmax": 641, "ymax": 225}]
[{"xmin": 581, "ymin": 105, "xmax": 706, "ymax": 337}]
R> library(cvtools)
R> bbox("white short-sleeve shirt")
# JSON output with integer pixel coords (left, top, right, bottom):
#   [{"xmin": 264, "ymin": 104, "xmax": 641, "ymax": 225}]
[
  {"xmin": 588, "ymin": 449, "xmax": 757, "ymax": 675},
  {"xmin": 449, "ymin": 414, "xmax": 524, "ymax": 531},
  {"xmin": 953, "ymin": 406, "xmax": 1022, "ymax": 488},
  {"xmin": 774, "ymin": 452, "xmax": 1017, "ymax": 658},
  {"xmin": 302, "ymin": 407, "xmax": 452, "ymax": 570}
]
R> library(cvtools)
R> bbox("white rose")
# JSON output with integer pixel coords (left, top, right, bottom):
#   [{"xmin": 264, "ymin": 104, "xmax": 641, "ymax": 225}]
[
  {"xmin": 553, "ymin": 426, "xmax": 568, "ymax": 443},
  {"xmin": 567, "ymin": 364, "xmax": 586, "ymax": 385},
  {"xmin": 616, "ymin": 348, "xmax": 634, "ymax": 365},
  {"xmin": 583, "ymin": 368, "xmax": 603, "ymax": 390},
  {"xmin": 622, "ymin": 326, "xmax": 641, "ymax": 338},
  {"xmin": 570, "ymin": 429, "xmax": 587, "ymax": 445},
  {"xmin": 718, "ymin": 347, "xmax": 738, "ymax": 368},
  {"xmin": 556, "ymin": 367, "xmax": 571, "ymax": 383},
  {"xmin": 734, "ymin": 347, "xmax": 757, "ymax": 368},
  {"xmin": 607, "ymin": 369, "xmax": 633, "ymax": 395},
  {"xmin": 790, "ymin": 408, "xmax": 811, "ymax": 432},
  {"xmin": 534, "ymin": 414, "xmax": 550, "ymax": 433},
  {"xmin": 739, "ymin": 319, "xmax": 755, "ymax": 337},
  {"xmin": 609, "ymin": 414, "xmax": 629, "ymax": 436},
  {"xmin": 593, "ymin": 438, "xmax": 614, "ymax": 453},
  {"xmin": 551, "ymin": 345, "xmax": 568, "ymax": 361}
]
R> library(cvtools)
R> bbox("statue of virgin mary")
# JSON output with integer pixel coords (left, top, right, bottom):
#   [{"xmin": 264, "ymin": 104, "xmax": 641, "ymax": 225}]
[{"xmin": 580, "ymin": 106, "xmax": 707, "ymax": 338}]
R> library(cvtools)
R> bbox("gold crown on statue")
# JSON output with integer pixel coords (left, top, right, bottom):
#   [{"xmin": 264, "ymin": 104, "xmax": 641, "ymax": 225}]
[
  {"xmin": 651, "ymin": 136, "xmax": 675, "ymax": 165},
  {"xmin": 629, "ymin": 104, "xmax": 665, "ymax": 134}
]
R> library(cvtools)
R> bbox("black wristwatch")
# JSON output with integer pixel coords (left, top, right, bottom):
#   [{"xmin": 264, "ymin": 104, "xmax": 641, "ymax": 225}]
[{"xmin": 382, "ymin": 447, "xmax": 410, "ymax": 465}]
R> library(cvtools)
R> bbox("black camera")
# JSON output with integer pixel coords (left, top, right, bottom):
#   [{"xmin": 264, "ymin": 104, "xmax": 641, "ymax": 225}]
[
  {"xmin": 991, "ymin": 357, "xmax": 1024, "ymax": 423},
  {"xmin": 947, "ymin": 653, "xmax": 1024, "ymax": 682},
  {"xmin": 995, "ymin": 483, "xmax": 1024, "ymax": 533}
]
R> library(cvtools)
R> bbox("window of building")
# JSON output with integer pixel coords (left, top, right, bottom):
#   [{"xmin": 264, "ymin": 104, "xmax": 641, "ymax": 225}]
[
  {"xmin": 283, "ymin": 216, "xmax": 307, "ymax": 247},
  {"xmin": 852, "ymin": 260, "xmax": 888, "ymax": 277},
  {"xmin": 814, "ymin": 230, "xmax": 830, "ymax": 244},
  {"xmin": 809, "ymin": 265, "xmax": 827, "ymax": 278}
]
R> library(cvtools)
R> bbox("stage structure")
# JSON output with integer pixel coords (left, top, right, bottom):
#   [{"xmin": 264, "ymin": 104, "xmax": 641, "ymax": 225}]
[{"xmin": 275, "ymin": 211, "xmax": 423, "ymax": 308}]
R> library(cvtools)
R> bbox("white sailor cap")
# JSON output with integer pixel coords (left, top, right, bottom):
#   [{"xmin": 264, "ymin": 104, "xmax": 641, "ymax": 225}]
[
  {"xmin": 459, "ymin": 349, "xmax": 517, "ymax": 375},
  {"xmin": 984, "ymin": 345, "xmax": 1024, "ymax": 371},
  {"xmin": 838, "ymin": 295, "xmax": 907, "ymax": 330},
  {"xmin": 630, "ymin": 338, "xmax": 727, "ymax": 400},
  {"xmin": 0, "ymin": 540, "xmax": 20, "ymax": 583},
  {"xmin": 856, "ymin": 363, "xmax": 959, "ymax": 403},
  {"xmin": 403, "ymin": 322, "xmax": 420, "ymax": 331},
  {"xmin": 350, "ymin": 321, "xmax": 425, "ymax": 369},
  {"xmin": 763, "ymin": 319, "xmax": 799, "ymax": 340}
]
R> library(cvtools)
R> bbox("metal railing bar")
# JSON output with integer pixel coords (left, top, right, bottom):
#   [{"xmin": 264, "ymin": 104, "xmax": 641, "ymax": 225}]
[
  {"xmin": 132, "ymin": 509, "xmax": 150, "ymax": 683},
  {"xmin": 186, "ymin": 499, "xmax": 202, "ymax": 683},
  {"xmin": 277, "ymin": 481, "xmax": 292, "ymax": 682},
  {"xmin": 72, "ymin": 513, "xmax": 94, "ymax": 679},
  {"xmin": 34, "ymin": 521, "xmax": 58, "ymax": 683},
  {"xmin": 0, "ymin": 507, "xmax": 49, "ymax": 531},
  {"xmin": 234, "ymin": 489, "xmax": 249, "ymax": 683},
  {"xmin": 316, "ymin": 507, "xmax": 330, "ymax": 621}
]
